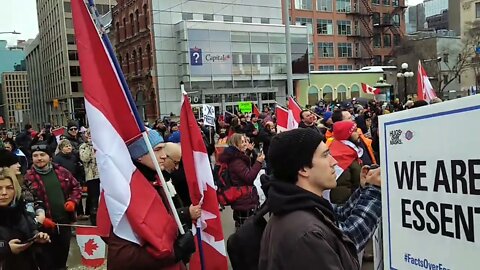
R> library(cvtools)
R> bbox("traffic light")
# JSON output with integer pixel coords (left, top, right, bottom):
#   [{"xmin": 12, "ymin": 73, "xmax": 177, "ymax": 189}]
[{"xmin": 53, "ymin": 99, "xmax": 59, "ymax": 109}]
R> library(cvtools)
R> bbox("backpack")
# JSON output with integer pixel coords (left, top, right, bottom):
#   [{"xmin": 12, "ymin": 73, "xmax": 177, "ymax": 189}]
[
  {"xmin": 227, "ymin": 204, "xmax": 269, "ymax": 270},
  {"xmin": 212, "ymin": 163, "xmax": 253, "ymax": 207}
]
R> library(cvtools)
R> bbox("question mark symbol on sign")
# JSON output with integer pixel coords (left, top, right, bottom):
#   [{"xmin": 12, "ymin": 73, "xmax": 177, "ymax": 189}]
[{"xmin": 193, "ymin": 52, "xmax": 200, "ymax": 63}]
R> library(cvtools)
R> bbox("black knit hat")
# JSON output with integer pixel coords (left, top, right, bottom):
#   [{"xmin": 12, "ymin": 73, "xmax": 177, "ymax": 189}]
[
  {"xmin": 0, "ymin": 149, "xmax": 19, "ymax": 167},
  {"xmin": 67, "ymin": 120, "xmax": 78, "ymax": 130},
  {"xmin": 30, "ymin": 143, "xmax": 53, "ymax": 157},
  {"xmin": 268, "ymin": 129, "xmax": 324, "ymax": 183}
]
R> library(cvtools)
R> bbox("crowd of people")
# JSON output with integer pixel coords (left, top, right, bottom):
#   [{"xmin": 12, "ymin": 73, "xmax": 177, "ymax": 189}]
[{"xmin": 0, "ymin": 96, "xmax": 437, "ymax": 270}]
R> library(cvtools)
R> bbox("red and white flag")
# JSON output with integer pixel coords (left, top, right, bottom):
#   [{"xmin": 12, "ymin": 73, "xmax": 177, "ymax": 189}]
[
  {"xmin": 180, "ymin": 93, "xmax": 228, "ymax": 270},
  {"xmin": 72, "ymin": 0, "xmax": 178, "ymax": 261},
  {"xmin": 253, "ymin": 104, "xmax": 261, "ymax": 117},
  {"xmin": 417, "ymin": 60, "xmax": 437, "ymax": 103},
  {"xmin": 52, "ymin": 127, "xmax": 65, "ymax": 144},
  {"xmin": 76, "ymin": 226, "xmax": 106, "ymax": 268},
  {"xmin": 275, "ymin": 105, "xmax": 288, "ymax": 132},
  {"xmin": 287, "ymin": 96, "xmax": 302, "ymax": 130},
  {"xmin": 361, "ymin": 83, "xmax": 381, "ymax": 95}
]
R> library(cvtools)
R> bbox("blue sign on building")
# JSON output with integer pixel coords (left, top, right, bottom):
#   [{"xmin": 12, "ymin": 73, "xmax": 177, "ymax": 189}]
[
  {"xmin": 476, "ymin": 46, "xmax": 480, "ymax": 55},
  {"xmin": 190, "ymin": 48, "xmax": 203, "ymax": 66}
]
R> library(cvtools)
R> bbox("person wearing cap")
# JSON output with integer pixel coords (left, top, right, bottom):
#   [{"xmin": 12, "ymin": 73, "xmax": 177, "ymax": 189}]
[
  {"xmin": 104, "ymin": 130, "xmax": 196, "ymax": 270},
  {"xmin": 258, "ymin": 128, "xmax": 382, "ymax": 270},
  {"xmin": 0, "ymin": 149, "xmax": 22, "ymax": 180},
  {"xmin": 63, "ymin": 120, "xmax": 85, "ymax": 154},
  {"xmin": 321, "ymin": 111, "xmax": 334, "ymax": 138},
  {"xmin": 15, "ymin": 124, "xmax": 34, "ymax": 159},
  {"xmin": 23, "ymin": 143, "xmax": 82, "ymax": 270},
  {"xmin": 2, "ymin": 139, "xmax": 29, "ymax": 175},
  {"xmin": 298, "ymin": 109, "xmax": 322, "ymax": 134}
]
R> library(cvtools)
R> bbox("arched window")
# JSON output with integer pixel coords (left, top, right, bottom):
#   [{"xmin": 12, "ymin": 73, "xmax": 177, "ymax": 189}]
[
  {"xmin": 132, "ymin": 50, "xmax": 137, "ymax": 75},
  {"xmin": 122, "ymin": 18, "xmax": 126, "ymax": 39},
  {"xmin": 322, "ymin": 85, "xmax": 333, "ymax": 103},
  {"xmin": 129, "ymin": 13, "xmax": 134, "ymax": 36},
  {"xmin": 125, "ymin": 53, "xmax": 130, "ymax": 74},
  {"xmin": 139, "ymin": 47, "xmax": 143, "ymax": 71},
  {"xmin": 116, "ymin": 22, "xmax": 120, "ymax": 41},
  {"xmin": 143, "ymin": 4, "xmax": 149, "ymax": 29},
  {"xmin": 350, "ymin": 84, "xmax": 360, "ymax": 98},
  {"xmin": 146, "ymin": 44, "xmax": 151, "ymax": 69},
  {"xmin": 308, "ymin": 86, "xmax": 319, "ymax": 105},
  {"xmin": 135, "ymin": 9, "xmax": 140, "ymax": 33},
  {"xmin": 337, "ymin": 85, "xmax": 347, "ymax": 101}
]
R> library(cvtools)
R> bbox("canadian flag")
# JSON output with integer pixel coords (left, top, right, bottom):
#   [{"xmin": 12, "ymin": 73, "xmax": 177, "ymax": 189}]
[
  {"xmin": 275, "ymin": 105, "xmax": 288, "ymax": 132},
  {"xmin": 52, "ymin": 127, "xmax": 65, "ymax": 144},
  {"xmin": 287, "ymin": 96, "xmax": 301, "ymax": 130},
  {"xmin": 180, "ymin": 92, "xmax": 228, "ymax": 270},
  {"xmin": 253, "ymin": 104, "xmax": 261, "ymax": 117},
  {"xmin": 417, "ymin": 60, "xmax": 437, "ymax": 102},
  {"xmin": 361, "ymin": 83, "xmax": 381, "ymax": 95},
  {"xmin": 76, "ymin": 227, "xmax": 106, "ymax": 268}
]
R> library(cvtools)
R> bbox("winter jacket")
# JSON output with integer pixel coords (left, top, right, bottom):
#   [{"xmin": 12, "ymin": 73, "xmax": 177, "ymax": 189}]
[
  {"xmin": 53, "ymin": 152, "xmax": 82, "ymax": 180},
  {"xmin": 15, "ymin": 130, "xmax": 32, "ymax": 156},
  {"xmin": 298, "ymin": 121, "xmax": 322, "ymax": 134},
  {"xmin": 218, "ymin": 146, "xmax": 261, "ymax": 211},
  {"xmin": 259, "ymin": 181, "xmax": 359, "ymax": 270},
  {"xmin": 257, "ymin": 129, "xmax": 275, "ymax": 160},
  {"xmin": 329, "ymin": 140, "xmax": 362, "ymax": 204},
  {"xmin": 79, "ymin": 142, "xmax": 100, "ymax": 181},
  {"xmin": 0, "ymin": 201, "xmax": 40, "ymax": 270},
  {"xmin": 23, "ymin": 163, "xmax": 82, "ymax": 222}
]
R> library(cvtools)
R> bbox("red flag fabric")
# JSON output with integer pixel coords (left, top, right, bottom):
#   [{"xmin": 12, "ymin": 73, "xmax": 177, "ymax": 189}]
[
  {"xmin": 417, "ymin": 60, "xmax": 437, "ymax": 102},
  {"xmin": 287, "ymin": 97, "xmax": 302, "ymax": 129},
  {"xmin": 180, "ymin": 93, "xmax": 228, "ymax": 270},
  {"xmin": 0, "ymin": 116, "xmax": 4, "ymax": 125},
  {"xmin": 72, "ymin": 0, "xmax": 178, "ymax": 261},
  {"xmin": 275, "ymin": 105, "xmax": 288, "ymax": 131},
  {"xmin": 361, "ymin": 83, "xmax": 381, "ymax": 95},
  {"xmin": 253, "ymin": 104, "xmax": 261, "ymax": 117},
  {"xmin": 76, "ymin": 226, "xmax": 106, "ymax": 268},
  {"xmin": 52, "ymin": 127, "xmax": 65, "ymax": 144}
]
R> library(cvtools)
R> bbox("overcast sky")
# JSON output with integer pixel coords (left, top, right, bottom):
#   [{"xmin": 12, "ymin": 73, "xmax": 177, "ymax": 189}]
[{"xmin": 0, "ymin": 0, "xmax": 425, "ymax": 46}]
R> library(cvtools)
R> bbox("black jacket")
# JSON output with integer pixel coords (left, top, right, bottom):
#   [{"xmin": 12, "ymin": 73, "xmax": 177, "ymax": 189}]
[
  {"xmin": 259, "ymin": 180, "xmax": 359, "ymax": 270},
  {"xmin": 53, "ymin": 152, "xmax": 83, "ymax": 181},
  {"xmin": 257, "ymin": 129, "xmax": 275, "ymax": 160},
  {"xmin": 298, "ymin": 121, "xmax": 322, "ymax": 134},
  {"xmin": 0, "ymin": 201, "xmax": 40, "ymax": 270}
]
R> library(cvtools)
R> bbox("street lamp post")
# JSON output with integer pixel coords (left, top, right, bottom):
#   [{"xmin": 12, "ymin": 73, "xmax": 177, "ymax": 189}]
[{"xmin": 397, "ymin": 63, "xmax": 414, "ymax": 103}]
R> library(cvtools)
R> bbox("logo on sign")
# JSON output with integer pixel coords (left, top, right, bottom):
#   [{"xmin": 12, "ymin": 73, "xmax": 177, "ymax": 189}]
[
  {"xmin": 205, "ymin": 54, "xmax": 231, "ymax": 62},
  {"xmin": 190, "ymin": 48, "xmax": 203, "ymax": 66},
  {"xmin": 389, "ymin": 129, "xmax": 403, "ymax": 145},
  {"xmin": 405, "ymin": 130, "xmax": 414, "ymax": 141}
]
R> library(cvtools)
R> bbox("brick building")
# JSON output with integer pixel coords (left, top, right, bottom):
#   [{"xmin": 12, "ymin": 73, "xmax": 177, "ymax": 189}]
[
  {"xmin": 287, "ymin": 0, "xmax": 407, "ymax": 70},
  {"xmin": 112, "ymin": 0, "xmax": 157, "ymax": 122}
]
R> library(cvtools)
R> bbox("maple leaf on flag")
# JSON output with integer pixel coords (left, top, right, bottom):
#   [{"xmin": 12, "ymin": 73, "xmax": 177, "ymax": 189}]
[{"xmin": 84, "ymin": 238, "xmax": 99, "ymax": 256}]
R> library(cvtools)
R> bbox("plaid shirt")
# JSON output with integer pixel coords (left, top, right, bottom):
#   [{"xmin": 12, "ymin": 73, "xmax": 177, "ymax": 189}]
[
  {"xmin": 333, "ymin": 186, "xmax": 382, "ymax": 252},
  {"xmin": 23, "ymin": 163, "xmax": 82, "ymax": 219}
]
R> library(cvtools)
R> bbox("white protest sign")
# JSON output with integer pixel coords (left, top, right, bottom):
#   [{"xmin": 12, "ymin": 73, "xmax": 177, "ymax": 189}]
[
  {"xmin": 379, "ymin": 95, "xmax": 480, "ymax": 270},
  {"xmin": 202, "ymin": 104, "xmax": 215, "ymax": 127}
]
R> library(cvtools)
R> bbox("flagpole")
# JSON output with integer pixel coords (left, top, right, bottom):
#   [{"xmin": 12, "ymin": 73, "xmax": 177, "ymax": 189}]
[
  {"xmin": 87, "ymin": 0, "xmax": 184, "ymax": 234},
  {"xmin": 196, "ymin": 225, "xmax": 206, "ymax": 270}
]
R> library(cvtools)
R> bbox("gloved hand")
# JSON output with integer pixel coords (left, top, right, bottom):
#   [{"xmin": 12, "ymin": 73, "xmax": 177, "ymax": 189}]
[
  {"xmin": 64, "ymin": 201, "xmax": 76, "ymax": 212},
  {"xmin": 42, "ymin": 218, "xmax": 56, "ymax": 229},
  {"xmin": 174, "ymin": 230, "xmax": 196, "ymax": 264}
]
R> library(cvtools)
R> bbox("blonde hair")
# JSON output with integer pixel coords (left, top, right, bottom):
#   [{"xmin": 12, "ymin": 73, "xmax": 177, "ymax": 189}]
[
  {"xmin": 227, "ymin": 133, "xmax": 245, "ymax": 148},
  {"xmin": 0, "ymin": 167, "xmax": 21, "ymax": 202},
  {"xmin": 58, "ymin": 139, "xmax": 72, "ymax": 151}
]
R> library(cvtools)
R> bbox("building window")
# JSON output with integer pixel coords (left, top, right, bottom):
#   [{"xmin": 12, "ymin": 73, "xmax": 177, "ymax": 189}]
[
  {"xmin": 393, "ymin": 34, "xmax": 401, "ymax": 46},
  {"xmin": 123, "ymin": 18, "xmax": 127, "ymax": 38},
  {"xmin": 67, "ymin": 34, "xmax": 76, "ymax": 45},
  {"xmin": 336, "ymin": 0, "xmax": 351, "ymax": 12},
  {"xmin": 373, "ymin": 55, "xmax": 382, "ymax": 65},
  {"xmin": 338, "ymin": 65, "xmax": 353, "ymax": 70},
  {"xmin": 135, "ymin": 9, "xmax": 140, "ymax": 32},
  {"xmin": 224, "ymin": 15, "xmax": 234, "ymax": 22},
  {"xmin": 139, "ymin": 47, "xmax": 143, "ymax": 71},
  {"xmin": 296, "ymin": 17, "xmax": 313, "ymax": 34},
  {"xmin": 126, "ymin": 53, "xmax": 130, "ymax": 73},
  {"xmin": 392, "ymin": 0, "xmax": 399, "ymax": 6},
  {"xmin": 68, "ymin": 50, "xmax": 78, "ymax": 60},
  {"xmin": 383, "ymin": 34, "xmax": 391, "ymax": 47},
  {"xmin": 317, "ymin": 19, "xmax": 333, "ymax": 35},
  {"xmin": 383, "ymin": 13, "xmax": 392, "ymax": 25},
  {"xmin": 146, "ymin": 44, "xmax": 151, "ymax": 69},
  {"xmin": 69, "ymin": 66, "xmax": 81, "ymax": 76},
  {"xmin": 182, "ymin": 12, "xmax": 193, "ymax": 20},
  {"xmin": 373, "ymin": 34, "xmax": 381, "ymax": 47},
  {"xmin": 243, "ymin": 17, "xmax": 252, "ymax": 23},
  {"xmin": 319, "ymin": 65, "xmax": 335, "ymax": 71},
  {"xmin": 261, "ymin": 18, "xmax": 270, "ymax": 24},
  {"xmin": 337, "ymin": 20, "xmax": 352, "ymax": 35},
  {"xmin": 143, "ymin": 4, "xmax": 149, "ymax": 29},
  {"xmin": 65, "ymin": 18, "xmax": 73, "ymax": 28},
  {"xmin": 383, "ymin": 0, "xmax": 389, "ymax": 5},
  {"xmin": 477, "ymin": 2, "xmax": 480, "ymax": 18},
  {"xmin": 203, "ymin": 14, "xmax": 214, "ymax": 21},
  {"xmin": 133, "ymin": 50, "xmax": 137, "ymax": 74},
  {"xmin": 116, "ymin": 22, "xmax": 120, "ymax": 41},
  {"xmin": 129, "ymin": 13, "xmax": 134, "ymax": 36},
  {"xmin": 372, "ymin": 0, "xmax": 380, "ymax": 4},
  {"xmin": 295, "ymin": 0, "xmax": 313, "ymax": 10},
  {"xmin": 318, "ymin": 42, "xmax": 334, "ymax": 57},
  {"xmin": 393, "ymin": 14, "xmax": 400, "ymax": 26},
  {"xmin": 337, "ymin": 43, "xmax": 352, "ymax": 57},
  {"xmin": 372, "ymin": 12, "xmax": 380, "ymax": 25},
  {"xmin": 317, "ymin": 0, "xmax": 332, "ymax": 11},
  {"xmin": 64, "ymin": 2, "xmax": 71, "ymax": 12}
]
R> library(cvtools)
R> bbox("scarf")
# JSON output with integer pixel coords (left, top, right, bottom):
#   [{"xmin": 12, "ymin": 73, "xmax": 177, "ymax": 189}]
[{"xmin": 33, "ymin": 162, "xmax": 53, "ymax": 175}]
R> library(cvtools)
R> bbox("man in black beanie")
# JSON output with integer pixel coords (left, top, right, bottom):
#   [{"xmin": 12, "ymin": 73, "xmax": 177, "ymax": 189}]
[{"xmin": 259, "ymin": 128, "xmax": 382, "ymax": 270}]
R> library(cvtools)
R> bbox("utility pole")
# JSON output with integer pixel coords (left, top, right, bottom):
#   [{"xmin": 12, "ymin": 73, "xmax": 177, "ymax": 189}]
[{"xmin": 283, "ymin": 0, "xmax": 294, "ymax": 98}]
